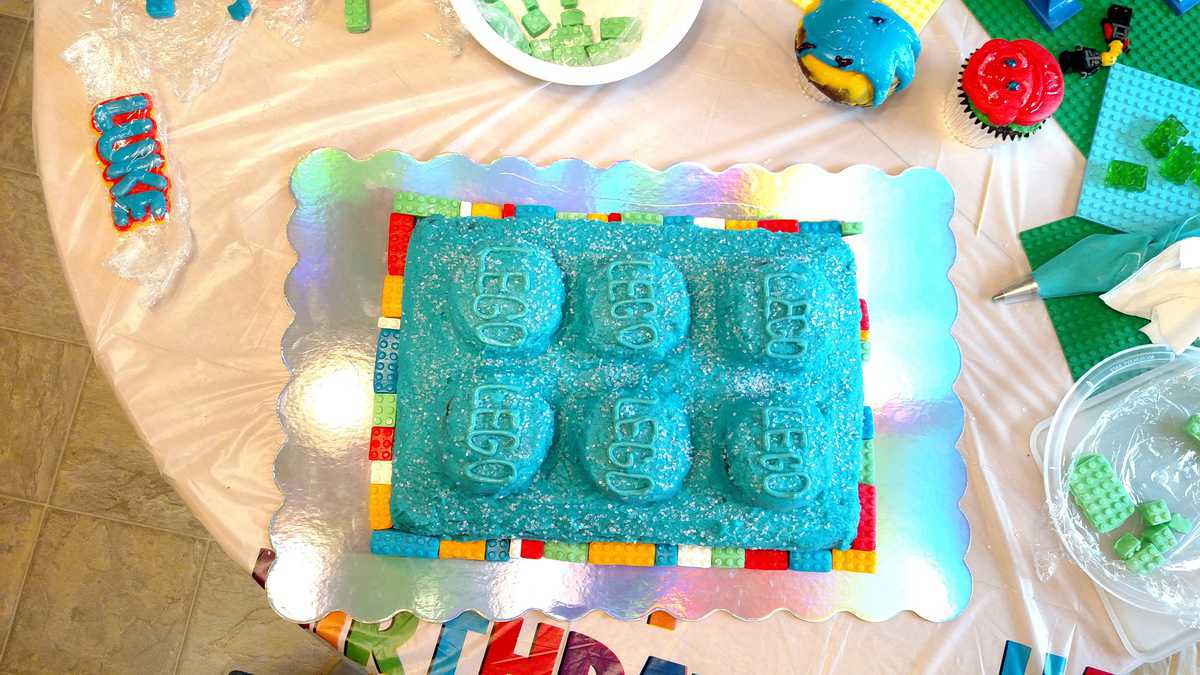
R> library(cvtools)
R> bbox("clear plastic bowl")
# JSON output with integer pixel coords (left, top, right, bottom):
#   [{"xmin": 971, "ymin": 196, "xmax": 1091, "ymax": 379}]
[{"xmin": 1045, "ymin": 345, "xmax": 1200, "ymax": 619}]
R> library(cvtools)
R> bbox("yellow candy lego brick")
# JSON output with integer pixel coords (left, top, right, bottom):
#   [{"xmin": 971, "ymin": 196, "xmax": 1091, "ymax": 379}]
[
  {"xmin": 647, "ymin": 611, "xmax": 677, "ymax": 630},
  {"xmin": 588, "ymin": 542, "xmax": 656, "ymax": 566},
  {"xmin": 368, "ymin": 483, "xmax": 392, "ymax": 530},
  {"xmin": 471, "ymin": 202, "xmax": 503, "ymax": 218},
  {"xmin": 725, "ymin": 219, "xmax": 758, "ymax": 231},
  {"xmin": 381, "ymin": 275, "xmax": 404, "ymax": 318},
  {"xmin": 587, "ymin": 213, "xmax": 608, "ymax": 221},
  {"xmin": 832, "ymin": 549, "xmax": 876, "ymax": 573},
  {"xmin": 439, "ymin": 539, "xmax": 487, "ymax": 560},
  {"xmin": 860, "ymin": 329, "xmax": 870, "ymax": 341}
]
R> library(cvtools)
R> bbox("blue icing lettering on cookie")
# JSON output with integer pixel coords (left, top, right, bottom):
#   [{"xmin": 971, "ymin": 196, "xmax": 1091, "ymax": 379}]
[
  {"xmin": 722, "ymin": 400, "xmax": 832, "ymax": 511},
  {"xmin": 442, "ymin": 371, "xmax": 554, "ymax": 497},
  {"xmin": 720, "ymin": 260, "xmax": 835, "ymax": 370},
  {"xmin": 450, "ymin": 242, "xmax": 565, "ymax": 355},
  {"xmin": 578, "ymin": 390, "xmax": 692, "ymax": 503},
  {"xmin": 800, "ymin": 0, "xmax": 920, "ymax": 107},
  {"xmin": 580, "ymin": 253, "xmax": 690, "ymax": 360}
]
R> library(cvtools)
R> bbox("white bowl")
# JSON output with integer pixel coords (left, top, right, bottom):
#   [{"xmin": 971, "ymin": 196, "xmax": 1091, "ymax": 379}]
[{"xmin": 450, "ymin": 0, "xmax": 704, "ymax": 86}]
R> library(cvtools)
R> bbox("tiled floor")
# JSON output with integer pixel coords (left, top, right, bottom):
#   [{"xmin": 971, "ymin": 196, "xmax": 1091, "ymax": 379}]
[{"xmin": 0, "ymin": 8, "xmax": 340, "ymax": 674}]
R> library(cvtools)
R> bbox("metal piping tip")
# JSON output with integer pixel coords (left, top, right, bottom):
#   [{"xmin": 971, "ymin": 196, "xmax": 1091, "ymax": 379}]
[{"xmin": 991, "ymin": 276, "xmax": 1040, "ymax": 304}]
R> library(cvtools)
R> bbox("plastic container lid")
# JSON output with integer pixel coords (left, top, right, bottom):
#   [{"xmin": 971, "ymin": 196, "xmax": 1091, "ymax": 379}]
[
  {"xmin": 1044, "ymin": 345, "xmax": 1200, "ymax": 620},
  {"xmin": 450, "ymin": 0, "xmax": 704, "ymax": 86}
]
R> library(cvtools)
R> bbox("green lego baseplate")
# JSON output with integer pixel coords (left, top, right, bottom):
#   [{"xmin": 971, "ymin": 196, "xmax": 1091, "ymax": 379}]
[
  {"xmin": 960, "ymin": 0, "xmax": 1200, "ymax": 155},
  {"xmin": 1019, "ymin": 218, "xmax": 1154, "ymax": 379}
]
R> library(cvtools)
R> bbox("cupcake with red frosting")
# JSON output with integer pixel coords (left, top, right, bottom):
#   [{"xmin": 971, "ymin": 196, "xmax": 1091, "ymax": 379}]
[{"xmin": 944, "ymin": 38, "xmax": 1064, "ymax": 148}]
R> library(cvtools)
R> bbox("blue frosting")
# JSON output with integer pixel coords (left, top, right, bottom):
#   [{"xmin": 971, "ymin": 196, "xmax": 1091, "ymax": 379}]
[
  {"xmin": 388, "ymin": 214, "xmax": 863, "ymax": 551},
  {"xmin": 798, "ymin": 0, "xmax": 921, "ymax": 107}
]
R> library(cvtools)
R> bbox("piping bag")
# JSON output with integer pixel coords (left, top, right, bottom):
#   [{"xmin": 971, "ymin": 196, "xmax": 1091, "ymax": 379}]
[{"xmin": 994, "ymin": 216, "xmax": 1200, "ymax": 303}]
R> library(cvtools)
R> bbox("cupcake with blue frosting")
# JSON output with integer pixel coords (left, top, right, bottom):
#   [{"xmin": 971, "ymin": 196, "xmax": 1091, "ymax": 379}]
[{"xmin": 794, "ymin": 0, "xmax": 921, "ymax": 108}]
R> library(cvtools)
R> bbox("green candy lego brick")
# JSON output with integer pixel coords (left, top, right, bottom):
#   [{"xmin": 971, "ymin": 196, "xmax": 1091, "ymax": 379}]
[
  {"xmin": 599, "ymin": 16, "xmax": 641, "ymax": 41},
  {"xmin": 543, "ymin": 541, "xmax": 588, "ymax": 562},
  {"xmin": 711, "ymin": 547, "xmax": 745, "ymax": 568},
  {"xmin": 1140, "ymin": 499, "xmax": 1173, "ymax": 527},
  {"xmin": 551, "ymin": 44, "xmax": 588, "ymax": 66},
  {"xmin": 860, "ymin": 439, "xmax": 875, "ymax": 484},
  {"xmin": 529, "ymin": 38, "xmax": 554, "ymax": 61},
  {"xmin": 1104, "ymin": 160, "xmax": 1148, "ymax": 192},
  {"xmin": 521, "ymin": 9, "xmax": 551, "ymax": 37},
  {"xmin": 840, "ymin": 221, "xmax": 863, "ymax": 236},
  {"xmin": 861, "ymin": 341, "xmax": 871, "ymax": 361},
  {"xmin": 1068, "ymin": 453, "xmax": 1135, "ymax": 533},
  {"xmin": 393, "ymin": 191, "xmax": 459, "ymax": 217},
  {"xmin": 1169, "ymin": 513, "xmax": 1192, "ymax": 535},
  {"xmin": 1126, "ymin": 542, "xmax": 1165, "ymax": 574},
  {"xmin": 622, "ymin": 211, "xmax": 664, "ymax": 225},
  {"xmin": 557, "ymin": 211, "xmax": 587, "ymax": 220},
  {"xmin": 1143, "ymin": 115, "xmax": 1190, "ymax": 159},
  {"xmin": 586, "ymin": 39, "xmax": 626, "ymax": 65},
  {"xmin": 1186, "ymin": 414, "xmax": 1200, "ymax": 445},
  {"xmin": 1144, "ymin": 523, "xmax": 1178, "ymax": 552},
  {"xmin": 961, "ymin": 0, "xmax": 1200, "ymax": 155},
  {"xmin": 550, "ymin": 24, "xmax": 592, "ymax": 47},
  {"xmin": 344, "ymin": 0, "xmax": 369, "ymax": 33},
  {"xmin": 1160, "ymin": 144, "xmax": 1199, "ymax": 185},
  {"xmin": 522, "ymin": 0, "xmax": 538, "ymax": 10},
  {"xmin": 1019, "ymin": 217, "xmax": 1195, "ymax": 380},
  {"xmin": 373, "ymin": 393, "xmax": 397, "ymax": 427},
  {"xmin": 1113, "ymin": 532, "xmax": 1141, "ymax": 560},
  {"xmin": 560, "ymin": 8, "xmax": 584, "ymax": 26},
  {"xmin": 560, "ymin": 0, "xmax": 577, "ymax": 7},
  {"xmin": 479, "ymin": 0, "xmax": 530, "ymax": 53}
]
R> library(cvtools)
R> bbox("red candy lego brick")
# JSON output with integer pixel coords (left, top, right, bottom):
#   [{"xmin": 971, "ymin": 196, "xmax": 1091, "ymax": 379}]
[
  {"xmin": 501, "ymin": 203, "xmax": 516, "ymax": 218},
  {"xmin": 520, "ymin": 539, "xmax": 545, "ymax": 559},
  {"xmin": 744, "ymin": 549, "xmax": 789, "ymax": 570},
  {"xmin": 369, "ymin": 426, "xmax": 395, "ymax": 461},
  {"xmin": 859, "ymin": 299, "xmax": 870, "ymax": 331},
  {"xmin": 757, "ymin": 219, "xmax": 799, "ymax": 233},
  {"xmin": 1082, "ymin": 669, "xmax": 1114, "ymax": 675},
  {"xmin": 608, "ymin": 212, "xmax": 622, "ymax": 222},
  {"xmin": 387, "ymin": 213, "xmax": 415, "ymax": 275},
  {"xmin": 852, "ymin": 483, "xmax": 877, "ymax": 551}
]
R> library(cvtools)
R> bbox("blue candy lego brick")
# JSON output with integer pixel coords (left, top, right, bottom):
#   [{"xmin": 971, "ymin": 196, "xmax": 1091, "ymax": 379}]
[
  {"xmin": 798, "ymin": 220, "xmax": 844, "ymax": 235},
  {"xmin": 1077, "ymin": 65, "xmax": 1200, "ymax": 233},
  {"xmin": 1021, "ymin": 0, "xmax": 1082, "ymax": 30},
  {"xmin": 371, "ymin": 530, "xmax": 440, "ymax": 558},
  {"xmin": 789, "ymin": 549, "xmax": 832, "ymax": 573},
  {"xmin": 862, "ymin": 406, "xmax": 874, "ymax": 440},
  {"xmin": 663, "ymin": 216, "xmax": 694, "ymax": 226},
  {"xmin": 146, "ymin": 0, "xmax": 175, "ymax": 18},
  {"xmin": 1164, "ymin": 0, "xmax": 1200, "ymax": 14},
  {"xmin": 485, "ymin": 538, "xmax": 510, "ymax": 561},
  {"xmin": 227, "ymin": 0, "xmax": 252, "ymax": 20},
  {"xmin": 654, "ymin": 544, "xmax": 678, "ymax": 566},
  {"xmin": 373, "ymin": 328, "xmax": 401, "ymax": 393},
  {"xmin": 514, "ymin": 204, "xmax": 556, "ymax": 219}
]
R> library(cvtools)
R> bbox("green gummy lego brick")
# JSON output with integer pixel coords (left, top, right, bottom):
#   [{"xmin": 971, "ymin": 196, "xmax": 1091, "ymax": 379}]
[
  {"xmin": 1169, "ymin": 513, "xmax": 1192, "ymax": 535},
  {"xmin": 1020, "ymin": 217, "xmax": 1178, "ymax": 379},
  {"xmin": 373, "ymin": 393, "xmax": 397, "ymax": 427},
  {"xmin": 1068, "ymin": 453, "xmax": 1135, "ymax": 533},
  {"xmin": 561, "ymin": 8, "xmax": 584, "ymax": 26},
  {"xmin": 840, "ymin": 221, "xmax": 863, "ymax": 236},
  {"xmin": 711, "ymin": 547, "xmax": 745, "ymax": 568},
  {"xmin": 1104, "ymin": 160, "xmax": 1148, "ymax": 192},
  {"xmin": 600, "ymin": 16, "xmax": 641, "ymax": 41},
  {"xmin": 1160, "ymin": 144, "xmax": 1199, "ymax": 184},
  {"xmin": 550, "ymin": 24, "xmax": 592, "ymax": 47},
  {"xmin": 861, "ymin": 341, "xmax": 871, "ymax": 361},
  {"xmin": 1143, "ymin": 115, "xmax": 1189, "ymax": 159},
  {"xmin": 1113, "ymin": 532, "xmax": 1141, "ymax": 560},
  {"xmin": 344, "ymin": 0, "xmax": 369, "ymax": 33},
  {"xmin": 393, "ymin": 191, "xmax": 459, "ymax": 217},
  {"xmin": 622, "ymin": 211, "xmax": 664, "ymax": 225},
  {"xmin": 1139, "ymin": 499, "xmax": 1172, "ymax": 527},
  {"xmin": 551, "ymin": 44, "xmax": 588, "ymax": 66},
  {"xmin": 1126, "ymin": 542, "xmax": 1165, "ymax": 574},
  {"xmin": 1186, "ymin": 414, "xmax": 1200, "ymax": 444},
  {"xmin": 860, "ymin": 440, "xmax": 875, "ymax": 484},
  {"xmin": 1144, "ymin": 523, "xmax": 1178, "ymax": 552},
  {"xmin": 522, "ymin": 9, "xmax": 551, "ymax": 37},
  {"xmin": 586, "ymin": 39, "xmax": 625, "ymax": 65},
  {"xmin": 530, "ymin": 38, "xmax": 554, "ymax": 61},
  {"xmin": 522, "ymin": 0, "xmax": 538, "ymax": 10},
  {"xmin": 961, "ymin": 0, "xmax": 1200, "ymax": 155},
  {"xmin": 560, "ymin": 0, "xmax": 577, "ymax": 7},
  {"xmin": 543, "ymin": 541, "xmax": 587, "ymax": 562}
]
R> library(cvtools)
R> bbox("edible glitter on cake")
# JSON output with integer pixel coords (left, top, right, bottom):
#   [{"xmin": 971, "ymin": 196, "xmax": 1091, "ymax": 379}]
[
  {"xmin": 386, "ymin": 213, "xmax": 863, "ymax": 552},
  {"xmin": 578, "ymin": 254, "xmax": 691, "ymax": 360}
]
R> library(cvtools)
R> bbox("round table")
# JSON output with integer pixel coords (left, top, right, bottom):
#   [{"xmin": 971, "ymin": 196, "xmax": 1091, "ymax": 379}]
[{"xmin": 34, "ymin": 0, "xmax": 1182, "ymax": 671}]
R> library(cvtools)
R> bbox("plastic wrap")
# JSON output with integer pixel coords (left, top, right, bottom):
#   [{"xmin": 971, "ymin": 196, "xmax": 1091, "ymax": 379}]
[
  {"xmin": 30, "ymin": 0, "xmax": 1198, "ymax": 669},
  {"xmin": 1045, "ymin": 346, "xmax": 1200, "ymax": 625}
]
